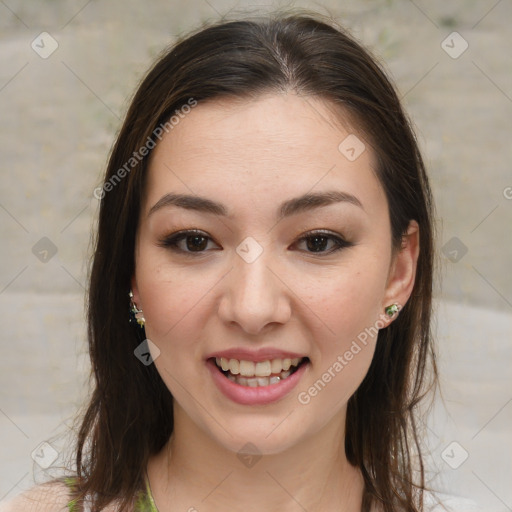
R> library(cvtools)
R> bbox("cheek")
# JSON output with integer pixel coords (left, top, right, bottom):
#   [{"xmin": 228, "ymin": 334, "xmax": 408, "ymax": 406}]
[
  {"xmin": 136, "ymin": 253, "xmax": 217, "ymax": 339},
  {"xmin": 299, "ymin": 259, "xmax": 389, "ymax": 391},
  {"xmin": 137, "ymin": 264, "xmax": 216, "ymax": 398},
  {"xmin": 306, "ymin": 261, "xmax": 389, "ymax": 342},
  {"xmin": 134, "ymin": 260, "xmax": 219, "ymax": 386},
  {"xmin": 295, "ymin": 274, "xmax": 384, "ymax": 414}
]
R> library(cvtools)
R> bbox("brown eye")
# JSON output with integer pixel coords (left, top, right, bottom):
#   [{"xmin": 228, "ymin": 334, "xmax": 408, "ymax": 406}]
[
  {"xmin": 158, "ymin": 230, "xmax": 221, "ymax": 254},
  {"xmin": 294, "ymin": 230, "xmax": 353, "ymax": 255},
  {"xmin": 185, "ymin": 234, "xmax": 208, "ymax": 251},
  {"xmin": 305, "ymin": 234, "xmax": 330, "ymax": 252}
]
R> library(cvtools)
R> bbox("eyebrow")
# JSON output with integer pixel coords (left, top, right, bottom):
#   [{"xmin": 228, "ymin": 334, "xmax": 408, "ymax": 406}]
[{"xmin": 148, "ymin": 190, "xmax": 364, "ymax": 219}]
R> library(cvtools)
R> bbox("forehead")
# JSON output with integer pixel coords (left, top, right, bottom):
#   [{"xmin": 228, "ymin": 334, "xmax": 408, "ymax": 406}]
[{"xmin": 144, "ymin": 93, "xmax": 385, "ymax": 218}]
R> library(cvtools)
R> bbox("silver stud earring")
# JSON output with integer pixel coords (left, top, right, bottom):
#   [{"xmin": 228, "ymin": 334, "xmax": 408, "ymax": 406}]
[{"xmin": 129, "ymin": 290, "xmax": 145, "ymax": 327}]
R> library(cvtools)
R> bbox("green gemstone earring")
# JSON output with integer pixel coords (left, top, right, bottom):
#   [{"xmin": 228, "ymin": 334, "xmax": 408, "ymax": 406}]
[
  {"xmin": 129, "ymin": 291, "xmax": 146, "ymax": 327},
  {"xmin": 385, "ymin": 303, "xmax": 400, "ymax": 317}
]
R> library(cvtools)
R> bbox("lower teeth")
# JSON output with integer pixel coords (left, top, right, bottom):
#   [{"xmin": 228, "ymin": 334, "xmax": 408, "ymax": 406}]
[{"xmin": 224, "ymin": 369, "xmax": 293, "ymax": 387}]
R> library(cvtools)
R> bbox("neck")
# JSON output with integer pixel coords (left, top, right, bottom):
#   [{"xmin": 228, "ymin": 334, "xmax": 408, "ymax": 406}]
[{"xmin": 148, "ymin": 405, "xmax": 364, "ymax": 512}]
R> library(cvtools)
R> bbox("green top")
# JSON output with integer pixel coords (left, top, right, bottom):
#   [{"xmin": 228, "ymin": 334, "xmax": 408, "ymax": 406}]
[
  {"xmin": 64, "ymin": 476, "xmax": 158, "ymax": 512},
  {"xmin": 135, "ymin": 477, "xmax": 159, "ymax": 512}
]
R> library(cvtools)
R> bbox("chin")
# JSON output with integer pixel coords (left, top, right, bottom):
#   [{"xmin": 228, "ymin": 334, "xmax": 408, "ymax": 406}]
[{"xmin": 213, "ymin": 424, "xmax": 306, "ymax": 457}]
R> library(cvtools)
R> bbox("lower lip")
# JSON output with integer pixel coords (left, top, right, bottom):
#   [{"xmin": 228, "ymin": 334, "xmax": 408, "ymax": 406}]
[{"xmin": 206, "ymin": 358, "xmax": 308, "ymax": 406}]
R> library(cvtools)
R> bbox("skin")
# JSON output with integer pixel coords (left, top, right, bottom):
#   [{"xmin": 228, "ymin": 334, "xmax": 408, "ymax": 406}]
[{"xmin": 131, "ymin": 92, "xmax": 419, "ymax": 512}]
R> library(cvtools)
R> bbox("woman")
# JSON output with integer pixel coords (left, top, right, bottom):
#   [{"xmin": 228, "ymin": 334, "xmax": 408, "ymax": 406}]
[{"xmin": 3, "ymin": 11, "xmax": 449, "ymax": 512}]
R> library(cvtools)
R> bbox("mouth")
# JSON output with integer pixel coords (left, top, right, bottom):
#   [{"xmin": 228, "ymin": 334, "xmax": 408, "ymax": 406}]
[{"xmin": 211, "ymin": 356, "xmax": 309, "ymax": 388}]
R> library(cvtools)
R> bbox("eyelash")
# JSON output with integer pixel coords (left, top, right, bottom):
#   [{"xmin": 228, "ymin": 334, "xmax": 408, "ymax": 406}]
[{"xmin": 158, "ymin": 229, "xmax": 353, "ymax": 256}]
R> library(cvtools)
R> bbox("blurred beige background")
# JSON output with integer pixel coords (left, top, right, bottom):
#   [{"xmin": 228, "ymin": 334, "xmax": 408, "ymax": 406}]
[{"xmin": 0, "ymin": 0, "xmax": 511, "ymax": 510}]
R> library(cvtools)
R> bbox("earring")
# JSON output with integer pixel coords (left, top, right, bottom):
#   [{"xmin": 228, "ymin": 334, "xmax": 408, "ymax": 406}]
[
  {"xmin": 385, "ymin": 303, "xmax": 400, "ymax": 317},
  {"xmin": 129, "ymin": 290, "xmax": 145, "ymax": 327}
]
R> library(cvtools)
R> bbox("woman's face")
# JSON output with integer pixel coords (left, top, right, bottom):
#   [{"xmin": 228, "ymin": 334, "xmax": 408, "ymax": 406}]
[{"xmin": 132, "ymin": 93, "xmax": 418, "ymax": 455}]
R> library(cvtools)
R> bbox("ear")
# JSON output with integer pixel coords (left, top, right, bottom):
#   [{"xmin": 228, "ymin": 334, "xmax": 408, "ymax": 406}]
[
  {"xmin": 381, "ymin": 220, "xmax": 420, "ymax": 319},
  {"xmin": 130, "ymin": 275, "xmax": 141, "ymax": 306}
]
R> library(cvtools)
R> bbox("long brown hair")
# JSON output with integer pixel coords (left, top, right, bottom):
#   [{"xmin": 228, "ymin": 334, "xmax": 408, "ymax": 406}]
[{"xmin": 76, "ymin": 11, "xmax": 437, "ymax": 511}]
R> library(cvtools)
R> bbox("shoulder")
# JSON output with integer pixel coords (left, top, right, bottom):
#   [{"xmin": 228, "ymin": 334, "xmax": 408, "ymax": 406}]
[
  {"xmin": 0, "ymin": 481, "xmax": 71, "ymax": 512},
  {"xmin": 0, "ymin": 482, "xmax": 123, "ymax": 512}
]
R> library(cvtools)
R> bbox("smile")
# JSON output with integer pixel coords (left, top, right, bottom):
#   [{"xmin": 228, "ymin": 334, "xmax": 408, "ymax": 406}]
[
  {"xmin": 207, "ymin": 354, "xmax": 310, "ymax": 405},
  {"xmin": 214, "ymin": 357, "xmax": 305, "ymax": 387}
]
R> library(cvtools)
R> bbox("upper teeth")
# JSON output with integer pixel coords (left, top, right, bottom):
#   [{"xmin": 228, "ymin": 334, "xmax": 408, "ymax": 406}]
[{"xmin": 215, "ymin": 357, "xmax": 302, "ymax": 377}]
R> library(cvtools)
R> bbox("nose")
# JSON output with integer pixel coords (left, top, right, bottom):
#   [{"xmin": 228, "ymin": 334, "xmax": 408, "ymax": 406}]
[{"xmin": 217, "ymin": 249, "xmax": 292, "ymax": 336}]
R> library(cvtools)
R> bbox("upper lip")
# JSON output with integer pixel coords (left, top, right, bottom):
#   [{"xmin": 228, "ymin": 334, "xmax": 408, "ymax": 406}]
[{"xmin": 206, "ymin": 347, "xmax": 307, "ymax": 362}]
